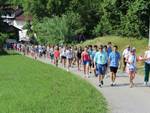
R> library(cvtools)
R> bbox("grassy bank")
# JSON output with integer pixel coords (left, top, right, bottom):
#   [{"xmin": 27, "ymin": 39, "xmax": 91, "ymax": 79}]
[{"xmin": 0, "ymin": 54, "xmax": 107, "ymax": 113}]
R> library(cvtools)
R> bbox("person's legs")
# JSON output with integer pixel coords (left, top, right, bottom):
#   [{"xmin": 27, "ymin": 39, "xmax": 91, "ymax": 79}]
[
  {"xmin": 98, "ymin": 65, "xmax": 105, "ymax": 86},
  {"xmin": 86, "ymin": 63, "xmax": 89, "ymax": 77},
  {"xmin": 67, "ymin": 59, "xmax": 69, "ymax": 71},
  {"xmin": 83, "ymin": 62, "xmax": 86, "ymax": 75},
  {"xmin": 64, "ymin": 58, "xmax": 66, "ymax": 67},
  {"xmin": 130, "ymin": 72, "xmax": 135, "ymax": 88},
  {"xmin": 77, "ymin": 59, "xmax": 80, "ymax": 71},
  {"xmin": 110, "ymin": 67, "xmax": 114, "ymax": 86},
  {"xmin": 144, "ymin": 63, "xmax": 149, "ymax": 84},
  {"xmin": 113, "ymin": 72, "xmax": 116, "ymax": 83},
  {"xmin": 129, "ymin": 72, "xmax": 132, "ymax": 87},
  {"xmin": 123, "ymin": 58, "xmax": 127, "ymax": 72},
  {"xmin": 99, "ymin": 75, "xmax": 103, "ymax": 86},
  {"xmin": 110, "ymin": 72, "xmax": 114, "ymax": 85},
  {"xmin": 69, "ymin": 59, "xmax": 72, "ymax": 68},
  {"xmin": 55, "ymin": 58, "xmax": 58, "ymax": 67}
]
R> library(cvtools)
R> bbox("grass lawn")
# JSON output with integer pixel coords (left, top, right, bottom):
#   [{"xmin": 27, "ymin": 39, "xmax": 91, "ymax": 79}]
[
  {"xmin": 0, "ymin": 54, "xmax": 107, "ymax": 113},
  {"xmin": 78, "ymin": 36, "xmax": 148, "ymax": 75}
]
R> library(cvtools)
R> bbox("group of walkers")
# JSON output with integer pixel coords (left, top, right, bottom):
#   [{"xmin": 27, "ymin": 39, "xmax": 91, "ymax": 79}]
[{"xmin": 10, "ymin": 42, "xmax": 150, "ymax": 88}]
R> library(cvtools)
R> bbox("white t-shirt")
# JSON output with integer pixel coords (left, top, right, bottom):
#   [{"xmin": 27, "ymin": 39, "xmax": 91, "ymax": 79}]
[
  {"xmin": 122, "ymin": 48, "xmax": 130, "ymax": 58},
  {"xmin": 66, "ymin": 50, "xmax": 73, "ymax": 59},
  {"xmin": 61, "ymin": 48, "xmax": 67, "ymax": 57},
  {"xmin": 145, "ymin": 50, "xmax": 150, "ymax": 64},
  {"xmin": 127, "ymin": 54, "xmax": 136, "ymax": 67}
]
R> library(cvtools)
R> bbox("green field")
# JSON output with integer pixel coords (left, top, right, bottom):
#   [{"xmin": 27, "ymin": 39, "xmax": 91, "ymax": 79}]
[{"xmin": 0, "ymin": 54, "xmax": 107, "ymax": 113}]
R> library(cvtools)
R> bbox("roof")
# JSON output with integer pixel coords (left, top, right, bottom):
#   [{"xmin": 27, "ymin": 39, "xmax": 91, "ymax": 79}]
[{"xmin": 15, "ymin": 15, "xmax": 32, "ymax": 21}]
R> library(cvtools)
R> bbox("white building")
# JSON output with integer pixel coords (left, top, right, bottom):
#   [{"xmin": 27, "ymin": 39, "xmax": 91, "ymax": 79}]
[{"xmin": 1, "ymin": 7, "xmax": 32, "ymax": 42}]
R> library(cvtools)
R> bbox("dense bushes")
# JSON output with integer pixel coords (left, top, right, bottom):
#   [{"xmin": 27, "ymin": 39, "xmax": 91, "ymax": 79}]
[{"xmin": 32, "ymin": 12, "xmax": 84, "ymax": 44}]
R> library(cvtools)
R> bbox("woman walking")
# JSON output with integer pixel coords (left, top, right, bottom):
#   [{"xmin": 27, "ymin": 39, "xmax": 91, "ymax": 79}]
[
  {"xmin": 126, "ymin": 48, "xmax": 137, "ymax": 88},
  {"xmin": 77, "ymin": 46, "xmax": 82, "ymax": 71},
  {"xmin": 54, "ymin": 46, "xmax": 60, "ymax": 67},
  {"xmin": 81, "ymin": 46, "xmax": 90, "ymax": 77},
  {"xmin": 66, "ymin": 47, "xmax": 73, "ymax": 72}
]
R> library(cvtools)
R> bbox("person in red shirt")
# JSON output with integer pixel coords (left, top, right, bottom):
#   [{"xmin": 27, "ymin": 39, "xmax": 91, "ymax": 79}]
[
  {"xmin": 54, "ymin": 46, "xmax": 60, "ymax": 67},
  {"xmin": 81, "ymin": 46, "xmax": 90, "ymax": 77}
]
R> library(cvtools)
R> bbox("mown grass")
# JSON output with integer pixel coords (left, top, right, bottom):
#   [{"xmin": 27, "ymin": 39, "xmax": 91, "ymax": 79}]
[
  {"xmin": 0, "ymin": 54, "xmax": 107, "ymax": 113},
  {"xmin": 78, "ymin": 36, "xmax": 148, "ymax": 75}
]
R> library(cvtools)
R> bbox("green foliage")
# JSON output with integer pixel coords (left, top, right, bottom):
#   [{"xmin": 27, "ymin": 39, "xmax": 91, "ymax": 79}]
[
  {"xmin": 0, "ymin": 33, "xmax": 8, "ymax": 45},
  {"xmin": 33, "ymin": 12, "xmax": 84, "ymax": 44},
  {"xmin": 4, "ymin": 0, "xmax": 150, "ymax": 44},
  {"xmin": 33, "ymin": 16, "xmax": 68, "ymax": 44}
]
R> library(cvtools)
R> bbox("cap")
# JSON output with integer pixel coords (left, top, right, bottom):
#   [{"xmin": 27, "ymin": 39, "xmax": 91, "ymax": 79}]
[{"xmin": 131, "ymin": 47, "xmax": 136, "ymax": 52}]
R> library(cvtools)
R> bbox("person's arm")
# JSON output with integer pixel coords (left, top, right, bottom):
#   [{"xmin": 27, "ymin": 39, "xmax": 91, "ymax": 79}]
[
  {"xmin": 118, "ymin": 53, "xmax": 122, "ymax": 69},
  {"xmin": 81, "ymin": 52, "xmax": 83, "ymax": 63},
  {"xmin": 94, "ymin": 53, "xmax": 97, "ymax": 69},
  {"xmin": 108, "ymin": 53, "xmax": 111, "ymax": 66},
  {"xmin": 122, "ymin": 49, "xmax": 125, "ymax": 58},
  {"xmin": 144, "ymin": 51, "xmax": 148, "ymax": 61}
]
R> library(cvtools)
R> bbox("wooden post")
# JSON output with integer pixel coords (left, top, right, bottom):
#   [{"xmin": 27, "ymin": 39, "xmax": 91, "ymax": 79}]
[{"xmin": 149, "ymin": 16, "xmax": 150, "ymax": 46}]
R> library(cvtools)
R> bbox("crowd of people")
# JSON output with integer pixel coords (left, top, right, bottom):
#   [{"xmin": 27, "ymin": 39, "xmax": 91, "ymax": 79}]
[{"xmin": 9, "ymin": 42, "xmax": 150, "ymax": 88}]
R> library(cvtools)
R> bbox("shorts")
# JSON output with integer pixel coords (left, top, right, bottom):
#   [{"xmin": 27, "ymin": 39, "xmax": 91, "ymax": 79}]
[
  {"xmin": 61, "ymin": 56, "xmax": 66, "ymax": 59},
  {"xmin": 89, "ymin": 60, "xmax": 92, "ymax": 67},
  {"xmin": 83, "ymin": 60, "xmax": 89, "ymax": 65},
  {"xmin": 97, "ymin": 64, "xmax": 106, "ymax": 75},
  {"xmin": 67, "ymin": 58, "xmax": 73, "ymax": 60},
  {"xmin": 126, "ymin": 64, "xmax": 136, "ymax": 74},
  {"xmin": 50, "ymin": 54, "xmax": 54, "ymax": 59},
  {"xmin": 110, "ymin": 67, "xmax": 118, "ymax": 73}
]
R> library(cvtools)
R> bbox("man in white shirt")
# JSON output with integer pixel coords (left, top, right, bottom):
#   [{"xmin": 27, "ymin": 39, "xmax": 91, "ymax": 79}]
[
  {"xmin": 144, "ymin": 46, "xmax": 150, "ymax": 86},
  {"xmin": 122, "ymin": 45, "xmax": 131, "ymax": 72}
]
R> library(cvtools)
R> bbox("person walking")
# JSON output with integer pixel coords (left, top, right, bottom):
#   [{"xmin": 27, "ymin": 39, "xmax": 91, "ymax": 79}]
[
  {"xmin": 61, "ymin": 46, "xmax": 67, "ymax": 67},
  {"xmin": 54, "ymin": 46, "xmax": 60, "ymax": 67},
  {"xmin": 88, "ymin": 45, "xmax": 93, "ymax": 74},
  {"xmin": 109, "ymin": 45, "xmax": 121, "ymax": 86},
  {"xmin": 92, "ymin": 45, "xmax": 98, "ymax": 77},
  {"xmin": 66, "ymin": 46, "xmax": 73, "ymax": 72},
  {"xmin": 94, "ymin": 45, "xmax": 107, "ymax": 87},
  {"xmin": 144, "ymin": 46, "xmax": 150, "ymax": 86},
  {"xmin": 126, "ymin": 48, "xmax": 137, "ymax": 88},
  {"xmin": 81, "ymin": 46, "xmax": 90, "ymax": 77},
  {"xmin": 77, "ymin": 46, "xmax": 82, "ymax": 71},
  {"xmin": 122, "ymin": 45, "xmax": 131, "ymax": 72}
]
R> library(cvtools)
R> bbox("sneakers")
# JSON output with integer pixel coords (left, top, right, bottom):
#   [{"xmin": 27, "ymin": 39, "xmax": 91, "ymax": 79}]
[
  {"xmin": 110, "ymin": 83, "xmax": 114, "ymax": 87},
  {"xmin": 144, "ymin": 82, "xmax": 148, "ymax": 87},
  {"xmin": 110, "ymin": 82, "xmax": 116, "ymax": 87},
  {"xmin": 99, "ymin": 81, "xmax": 104, "ymax": 87}
]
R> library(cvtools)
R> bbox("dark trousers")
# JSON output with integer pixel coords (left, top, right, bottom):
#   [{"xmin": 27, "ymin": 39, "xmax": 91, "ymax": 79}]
[{"xmin": 144, "ymin": 62, "xmax": 150, "ymax": 82}]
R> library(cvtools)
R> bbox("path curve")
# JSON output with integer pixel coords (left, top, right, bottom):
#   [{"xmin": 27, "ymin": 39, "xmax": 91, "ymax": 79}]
[{"xmin": 29, "ymin": 56, "xmax": 150, "ymax": 113}]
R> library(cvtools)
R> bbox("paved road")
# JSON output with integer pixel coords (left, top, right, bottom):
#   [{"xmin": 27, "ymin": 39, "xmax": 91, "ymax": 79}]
[{"xmin": 29, "ymin": 56, "xmax": 150, "ymax": 113}]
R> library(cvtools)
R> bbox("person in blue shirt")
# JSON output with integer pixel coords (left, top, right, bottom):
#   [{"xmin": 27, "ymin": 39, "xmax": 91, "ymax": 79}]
[
  {"xmin": 94, "ymin": 45, "xmax": 108, "ymax": 87},
  {"xmin": 92, "ymin": 45, "xmax": 98, "ymax": 77},
  {"xmin": 88, "ymin": 45, "xmax": 93, "ymax": 74},
  {"xmin": 109, "ymin": 45, "xmax": 121, "ymax": 86}
]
